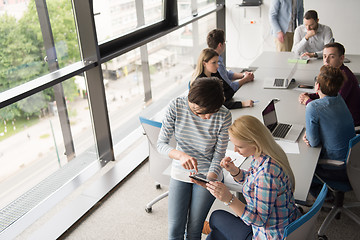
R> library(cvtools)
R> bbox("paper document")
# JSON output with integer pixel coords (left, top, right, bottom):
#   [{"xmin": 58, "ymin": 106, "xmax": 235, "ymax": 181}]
[
  {"xmin": 276, "ymin": 140, "xmax": 300, "ymax": 154},
  {"xmin": 288, "ymin": 58, "xmax": 309, "ymax": 64},
  {"xmin": 293, "ymin": 87, "xmax": 316, "ymax": 94}
]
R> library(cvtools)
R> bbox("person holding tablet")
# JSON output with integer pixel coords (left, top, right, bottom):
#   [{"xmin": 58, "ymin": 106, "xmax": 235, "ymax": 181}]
[
  {"xmin": 191, "ymin": 48, "xmax": 254, "ymax": 109},
  {"xmin": 157, "ymin": 77, "xmax": 232, "ymax": 239},
  {"xmin": 192, "ymin": 115, "xmax": 300, "ymax": 239}
]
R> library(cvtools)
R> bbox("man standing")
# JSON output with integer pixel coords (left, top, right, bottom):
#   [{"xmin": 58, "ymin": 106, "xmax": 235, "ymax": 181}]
[
  {"xmin": 299, "ymin": 42, "xmax": 360, "ymax": 126},
  {"xmin": 269, "ymin": 0, "xmax": 304, "ymax": 52},
  {"xmin": 206, "ymin": 29, "xmax": 254, "ymax": 93},
  {"xmin": 292, "ymin": 10, "xmax": 333, "ymax": 58}
]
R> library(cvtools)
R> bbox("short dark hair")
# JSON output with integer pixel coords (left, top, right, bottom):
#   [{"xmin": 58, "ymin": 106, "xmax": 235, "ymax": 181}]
[
  {"xmin": 304, "ymin": 10, "xmax": 318, "ymax": 20},
  {"xmin": 188, "ymin": 77, "xmax": 224, "ymax": 113},
  {"xmin": 207, "ymin": 29, "xmax": 225, "ymax": 49},
  {"xmin": 324, "ymin": 42, "xmax": 345, "ymax": 56},
  {"xmin": 317, "ymin": 65, "xmax": 344, "ymax": 96}
]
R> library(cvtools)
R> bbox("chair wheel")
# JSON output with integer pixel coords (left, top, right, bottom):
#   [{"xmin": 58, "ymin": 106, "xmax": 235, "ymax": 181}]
[
  {"xmin": 318, "ymin": 235, "xmax": 328, "ymax": 240},
  {"xmin": 145, "ymin": 207, "xmax": 152, "ymax": 213},
  {"xmin": 156, "ymin": 184, "xmax": 161, "ymax": 189}
]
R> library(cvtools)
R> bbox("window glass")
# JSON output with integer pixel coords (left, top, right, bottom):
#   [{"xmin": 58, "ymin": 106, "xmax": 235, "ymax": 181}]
[
  {"xmin": 0, "ymin": 1, "xmax": 48, "ymax": 92},
  {"xmin": 0, "ymin": 77, "xmax": 95, "ymax": 209},
  {"xmin": 178, "ymin": 0, "xmax": 192, "ymax": 20},
  {"xmin": 46, "ymin": 0, "xmax": 81, "ymax": 68},
  {"xmin": 178, "ymin": 0, "xmax": 216, "ymax": 20},
  {"xmin": 102, "ymin": 48, "xmax": 146, "ymax": 145},
  {"xmin": 149, "ymin": 15, "xmax": 216, "ymax": 102},
  {"xmin": 144, "ymin": 0, "xmax": 164, "ymax": 25},
  {"xmin": 197, "ymin": 0, "xmax": 216, "ymax": 12},
  {"xmin": 93, "ymin": 0, "xmax": 165, "ymax": 43}
]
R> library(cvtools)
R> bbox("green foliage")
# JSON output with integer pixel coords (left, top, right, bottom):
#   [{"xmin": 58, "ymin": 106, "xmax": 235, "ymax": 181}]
[{"xmin": 0, "ymin": 0, "xmax": 81, "ymax": 119}]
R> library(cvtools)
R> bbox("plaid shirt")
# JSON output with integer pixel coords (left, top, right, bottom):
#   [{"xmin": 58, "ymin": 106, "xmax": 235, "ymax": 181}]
[{"xmin": 237, "ymin": 154, "xmax": 300, "ymax": 239}]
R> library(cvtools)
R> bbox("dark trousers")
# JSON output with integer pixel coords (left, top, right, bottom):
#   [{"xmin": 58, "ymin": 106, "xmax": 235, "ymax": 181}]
[{"xmin": 206, "ymin": 210, "xmax": 253, "ymax": 240}]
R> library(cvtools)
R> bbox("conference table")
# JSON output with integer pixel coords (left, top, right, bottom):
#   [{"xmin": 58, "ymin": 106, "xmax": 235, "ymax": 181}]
[
  {"xmin": 229, "ymin": 51, "xmax": 326, "ymax": 203},
  {"xmin": 249, "ymin": 51, "xmax": 360, "ymax": 74}
]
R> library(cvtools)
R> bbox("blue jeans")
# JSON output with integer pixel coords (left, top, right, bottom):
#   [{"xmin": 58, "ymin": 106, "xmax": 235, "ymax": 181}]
[
  {"xmin": 168, "ymin": 178, "xmax": 215, "ymax": 240},
  {"xmin": 206, "ymin": 210, "xmax": 253, "ymax": 240}
]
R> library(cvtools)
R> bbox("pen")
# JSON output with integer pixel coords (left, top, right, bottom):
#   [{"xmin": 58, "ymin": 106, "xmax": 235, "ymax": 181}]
[{"xmin": 253, "ymin": 100, "xmax": 259, "ymax": 103}]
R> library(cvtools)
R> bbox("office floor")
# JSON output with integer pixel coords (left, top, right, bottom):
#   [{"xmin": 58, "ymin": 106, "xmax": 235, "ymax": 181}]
[{"xmin": 59, "ymin": 161, "xmax": 360, "ymax": 240}]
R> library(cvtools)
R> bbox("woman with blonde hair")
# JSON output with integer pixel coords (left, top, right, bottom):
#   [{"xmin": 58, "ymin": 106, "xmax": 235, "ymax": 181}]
[
  {"xmin": 192, "ymin": 115, "xmax": 300, "ymax": 240},
  {"xmin": 191, "ymin": 48, "xmax": 254, "ymax": 109}
]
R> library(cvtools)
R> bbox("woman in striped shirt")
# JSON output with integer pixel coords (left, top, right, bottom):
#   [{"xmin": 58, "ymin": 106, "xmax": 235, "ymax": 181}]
[
  {"xmin": 197, "ymin": 115, "xmax": 301, "ymax": 240},
  {"xmin": 157, "ymin": 77, "xmax": 232, "ymax": 240}
]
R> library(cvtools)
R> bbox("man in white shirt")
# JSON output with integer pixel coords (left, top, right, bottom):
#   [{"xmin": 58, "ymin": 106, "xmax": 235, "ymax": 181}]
[{"xmin": 292, "ymin": 10, "xmax": 333, "ymax": 58}]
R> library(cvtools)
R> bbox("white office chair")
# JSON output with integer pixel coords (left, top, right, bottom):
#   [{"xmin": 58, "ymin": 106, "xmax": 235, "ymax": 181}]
[
  {"xmin": 282, "ymin": 184, "xmax": 328, "ymax": 240},
  {"xmin": 139, "ymin": 117, "xmax": 175, "ymax": 213}
]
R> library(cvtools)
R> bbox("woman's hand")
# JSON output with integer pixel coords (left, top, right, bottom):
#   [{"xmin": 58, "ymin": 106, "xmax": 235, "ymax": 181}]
[
  {"xmin": 179, "ymin": 153, "xmax": 198, "ymax": 172},
  {"xmin": 206, "ymin": 181, "xmax": 232, "ymax": 203},
  {"xmin": 220, "ymin": 157, "xmax": 238, "ymax": 175}
]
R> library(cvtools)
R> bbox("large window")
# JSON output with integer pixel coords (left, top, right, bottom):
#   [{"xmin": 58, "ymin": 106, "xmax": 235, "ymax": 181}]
[
  {"xmin": 0, "ymin": 77, "xmax": 95, "ymax": 209},
  {"xmin": 93, "ymin": 0, "xmax": 165, "ymax": 43},
  {"xmin": 0, "ymin": 0, "xmax": 80, "ymax": 93}
]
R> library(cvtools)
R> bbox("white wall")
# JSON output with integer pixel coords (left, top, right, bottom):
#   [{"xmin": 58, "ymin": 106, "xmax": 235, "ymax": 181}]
[{"xmin": 226, "ymin": 0, "xmax": 360, "ymax": 68}]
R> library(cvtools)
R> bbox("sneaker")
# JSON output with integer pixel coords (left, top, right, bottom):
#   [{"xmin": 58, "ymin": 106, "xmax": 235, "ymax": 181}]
[{"xmin": 202, "ymin": 220, "xmax": 211, "ymax": 235}]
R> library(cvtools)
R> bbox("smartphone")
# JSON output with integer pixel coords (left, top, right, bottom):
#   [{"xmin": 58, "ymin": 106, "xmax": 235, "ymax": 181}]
[
  {"xmin": 298, "ymin": 84, "xmax": 314, "ymax": 89},
  {"xmin": 189, "ymin": 173, "xmax": 210, "ymax": 183}
]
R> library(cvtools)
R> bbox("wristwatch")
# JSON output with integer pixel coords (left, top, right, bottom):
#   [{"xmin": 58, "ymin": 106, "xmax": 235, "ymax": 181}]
[{"xmin": 224, "ymin": 194, "xmax": 235, "ymax": 206}]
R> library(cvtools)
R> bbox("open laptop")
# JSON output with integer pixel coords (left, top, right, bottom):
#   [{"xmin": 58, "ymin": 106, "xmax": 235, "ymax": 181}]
[
  {"xmin": 263, "ymin": 63, "xmax": 297, "ymax": 89},
  {"xmin": 262, "ymin": 100, "xmax": 303, "ymax": 142}
]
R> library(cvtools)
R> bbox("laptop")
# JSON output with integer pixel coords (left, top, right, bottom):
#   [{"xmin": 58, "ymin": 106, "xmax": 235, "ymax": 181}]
[
  {"xmin": 238, "ymin": 0, "xmax": 262, "ymax": 6},
  {"xmin": 262, "ymin": 100, "xmax": 303, "ymax": 142},
  {"xmin": 263, "ymin": 63, "xmax": 297, "ymax": 89}
]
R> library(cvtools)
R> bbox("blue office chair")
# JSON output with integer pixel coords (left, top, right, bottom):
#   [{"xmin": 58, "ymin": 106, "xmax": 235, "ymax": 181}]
[
  {"xmin": 282, "ymin": 184, "xmax": 327, "ymax": 240},
  {"xmin": 315, "ymin": 135, "xmax": 360, "ymax": 240},
  {"xmin": 139, "ymin": 117, "xmax": 175, "ymax": 213}
]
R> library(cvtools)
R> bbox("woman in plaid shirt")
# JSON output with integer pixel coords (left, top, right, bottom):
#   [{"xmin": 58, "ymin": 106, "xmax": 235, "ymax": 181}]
[{"xmin": 193, "ymin": 115, "xmax": 301, "ymax": 239}]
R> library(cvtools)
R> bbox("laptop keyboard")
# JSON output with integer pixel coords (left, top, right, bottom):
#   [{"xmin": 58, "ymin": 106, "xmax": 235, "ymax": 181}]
[
  {"xmin": 274, "ymin": 78, "xmax": 284, "ymax": 87},
  {"xmin": 273, "ymin": 123, "xmax": 292, "ymax": 138}
]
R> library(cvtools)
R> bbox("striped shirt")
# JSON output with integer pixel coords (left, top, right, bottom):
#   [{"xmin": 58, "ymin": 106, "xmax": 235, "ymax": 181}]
[
  {"xmin": 237, "ymin": 154, "xmax": 300, "ymax": 239},
  {"xmin": 157, "ymin": 96, "xmax": 232, "ymax": 182}
]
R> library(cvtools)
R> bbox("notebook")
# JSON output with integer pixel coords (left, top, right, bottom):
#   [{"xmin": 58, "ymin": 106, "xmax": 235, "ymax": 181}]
[
  {"xmin": 262, "ymin": 100, "xmax": 303, "ymax": 142},
  {"xmin": 263, "ymin": 63, "xmax": 297, "ymax": 89}
]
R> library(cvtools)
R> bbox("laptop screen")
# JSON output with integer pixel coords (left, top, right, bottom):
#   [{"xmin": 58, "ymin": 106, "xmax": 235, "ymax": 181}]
[{"xmin": 262, "ymin": 100, "xmax": 278, "ymax": 132}]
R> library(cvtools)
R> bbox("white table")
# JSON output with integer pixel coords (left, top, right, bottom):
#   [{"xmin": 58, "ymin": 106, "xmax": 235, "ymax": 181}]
[
  {"xmin": 249, "ymin": 51, "xmax": 360, "ymax": 74},
  {"xmin": 229, "ymin": 52, "xmax": 323, "ymax": 203}
]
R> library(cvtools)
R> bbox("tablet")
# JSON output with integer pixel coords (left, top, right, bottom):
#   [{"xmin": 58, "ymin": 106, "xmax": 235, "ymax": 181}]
[{"xmin": 189, "ymin": 173, "xmax": 210, "ymax": 183}]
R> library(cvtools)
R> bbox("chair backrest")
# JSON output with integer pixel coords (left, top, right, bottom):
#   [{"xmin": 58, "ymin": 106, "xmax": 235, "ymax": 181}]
[
  {"xmin": 346, "ymin": 135, "xmax": 360, "ymax": 201},
  {"xmin": 139, "ymin": 117, "xmax": 175, "ymax": 186},
  {"xmin": 283, "ymin": 184, "xmax": 328, "ymax": 240}
]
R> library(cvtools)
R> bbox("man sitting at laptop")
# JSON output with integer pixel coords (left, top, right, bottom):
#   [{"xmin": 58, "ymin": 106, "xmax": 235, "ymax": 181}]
[
  {"xmin": 298, "ymin": 42, "xmax": 360, "ymax": 126},
  {"xmin": 303, "ymin": 65, "xmax": 355, "ymax": 196}
]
